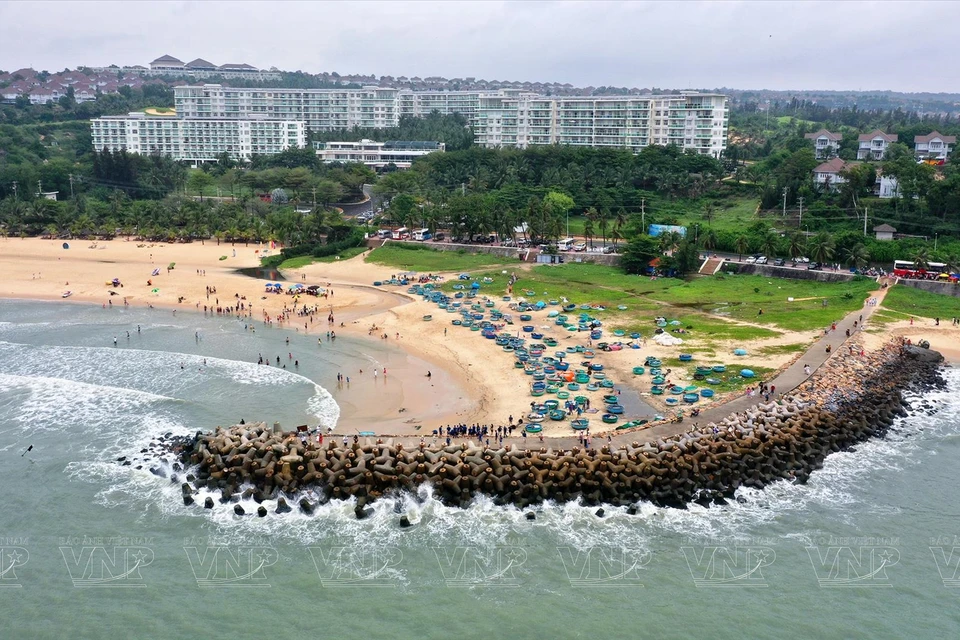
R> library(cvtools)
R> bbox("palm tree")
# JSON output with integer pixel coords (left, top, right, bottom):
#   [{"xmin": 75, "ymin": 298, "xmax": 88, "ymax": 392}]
[
  {"xmin": 787, "ymin": 231, "xmax": 807, "ymax": 260},
  {"xmin": 809, "ymin": 232, "xmax": 835, "ymax": 264},
  {"xmin": 598, "ymin": 208, "xmax": 610, "ymax": 248},
  {"xmin": 702, "ymin": 229, "xmax": 719, "ymax": 251},
  {"xmin": 912, "ymin": 247, "xmax": 930, "ymax": 271},
  {"xmin": 760, "ymin": 231, "xmax": 780, "ymax": 260},
  {"xmin": 734, "ymin": 234, "xmax": 750, "ymax": 261},
  {"xmin": 842, "ymin": 243, "xmax": 870, "ymax": 271}
]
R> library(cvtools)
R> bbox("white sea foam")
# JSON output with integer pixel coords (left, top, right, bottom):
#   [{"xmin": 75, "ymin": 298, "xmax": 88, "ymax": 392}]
[{"xmin": 0, "ymin": 339, "xmax": 340, "ymax": 429}]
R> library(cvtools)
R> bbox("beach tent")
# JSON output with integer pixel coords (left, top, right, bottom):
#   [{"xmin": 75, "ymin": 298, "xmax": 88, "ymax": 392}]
[{"xmin": 151, "ymin": 288, "xmax": 159, "ymax": 294}]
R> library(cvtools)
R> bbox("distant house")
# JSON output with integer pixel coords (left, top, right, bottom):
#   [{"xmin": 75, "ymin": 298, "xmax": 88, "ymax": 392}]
[
  {"xmin": 804, "ymin": 129, "xmax": 842, "ymax": 159},
  {"xmin": 150, "ymin": 55, "xmax": 185, "ymax": 72},
  {"xmin": 914, "ymin": 131, "xmax": 956, "ymax": 161},
  {"xmin": 875, "ymin": 170, "xmax": 900, "ymax": 199},
  {"xmin": 873, "ymin": 224, "xmax": 896, "ymax": 241},
  {"xmin": 857, "ymin": 130, "xmax": 898, "ymax": 160},
  {"xmin": 812, "ymin": 157, "xmax": 853, "ymax": 191}
]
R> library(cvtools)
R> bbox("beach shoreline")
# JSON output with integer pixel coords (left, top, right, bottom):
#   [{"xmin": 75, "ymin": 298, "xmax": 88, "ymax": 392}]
[{"xmin": 4, "ymin": 237, "xmax": 955, "ymax": 441}]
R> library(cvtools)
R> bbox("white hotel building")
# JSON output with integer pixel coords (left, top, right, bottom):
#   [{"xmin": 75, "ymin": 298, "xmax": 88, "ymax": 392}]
[
  {"xmin": 169, "ymin": 85, "xmax": 730, "ymax": 158},
  {"xmin": 314, "ymin": 139, "xmax": 445, "ymax": 169},
  {"xmin": 90, "ymin": 112, "xmax": 306, "ymax": 163}
]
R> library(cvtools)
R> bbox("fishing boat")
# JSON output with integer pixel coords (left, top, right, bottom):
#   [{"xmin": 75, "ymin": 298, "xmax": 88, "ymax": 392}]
[
  {"xmin": 586, "ymin": 383, "xmax": 599, "ymax": 391},
  {"xmin": 566, "ymin": 383, "xmax": 580, "ymax": 391},
  {"xmin": 651, "ymin": 386, "xmax": 664, "ymax": 395},
  {"xmin": 700, "ymin": 388, "xmax": 715, "ymax": 398},
  {"xmin": 549, "ymin": 409, "xmax": 566, "ymax": 421},
  {"xmin": 563, "ymin": 304, "xmax": 577, "ymax": 312},
  {"xmin": 633, "ymin": 367, "xmax": 645, "ymax": 375},
  {"xmin": 526, "ymin": 412, "xmax": 545, "ymax": 424},
  {"xmin": 556, "ymin": 391, "xmax": 570, "ymax": 400},
  {"xmin": 525, "ymin": 424, "xmax": 543, "ymax": 433},
  {"xmin": 670, "ymin": 386, "xmax": 684, "ymax": 394},
  {"xmin": 679, "ymin": 354, "xmax": 693, "ymax": 362},
  {"xmin": 740, "ymin": 369, "xmax": 755, "ymax": 378},
  {"xmin": 600, "ymin": 379, "xmax": 614, "ymax": 388},
  {"xmin": 530, "ymin": 387, "xmax": 545, "ymax": 397},
  {"xmin": 607, "ymin": 404, "xmax": 624, "ymax": 414},
  {"xmin": 62, "ymin": 291, "xmax": 73, "ymax": 298},
  {"xmin": 601, "ymin": 414, "xmax": 619, "ymax": 424},
  {"xmin": 705, "ymin": 378, "xmax": 721, "ymax": 385},
  {"xmin": 712, "ymin": 365, "xmax": 726, "ymax": 373},
  {"xmin": 665, "ymin": 397, "xmax": 679, "ymax": 406},
  {"xmin": 571, "ymin": 419, "xmax": 589, "ymax": 430},
  {"xmin": 422, "ymin": 315, "xmax": 433, "ymax": 321},
  {"xmin": 603, "ymin": 394, "xmax": 619, "ymax": 404},
  {"xmin": 652, "ymin": 376, "xmax": 666, "ymax": 385},
  {"xmin": 683, "ymin": 394, "xmax": 699, "ymax": 403}
]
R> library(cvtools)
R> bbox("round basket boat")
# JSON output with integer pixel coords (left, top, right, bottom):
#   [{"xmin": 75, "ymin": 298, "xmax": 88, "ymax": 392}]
[
  {"xmin": 571, "ymin": 419, "xmax": 589, "ymax": 430},
  {"xmin": 683, "ymin": 393, "xmax": 699, "ymax": 403},
  {"xmin": 586, "ymin": 383, "xmax": 599, "ymax": 391},
  {"xmin": 712, "ymin": 365, "xmax": 726, "ymax": 373},
  {"xmin": 650, "ymin": 386, "xmax": 664, "ymax": 395},
  {"xmin": 665, "ymin": 397, "xmax": 679, "ymax": 406},
  {"xmin": 601, "ymin": 414, "xmax": 619, "ymax": 424},
  {"xmin": 679, "ymin": 354, "xmax": 693, "ymax": 361},
  {"xmin": 525, "ymin": 424, "xmax": 543, "ymax": 433},
  {"xmin": 600, "ymin": 379, "xmax": 614, "ymax": 388},
  {"xmin": 740, "ymin": 369, "xmax": 755, "ymax": 378},
  {"xmin": 607, "ymin": 404, "xmax": 624, "ymax": 414},
  {"xmin": 556, "ymin": 391, "xmax": 570, "ymax": 400},
  {"xmin": 700, "ymin": 388, "xmax": 715, "ymax": 398},
  {"xmin": 566, "ymin": 383, "xmax": 580, "ymax": 391},
  {"xmin": 633, "ymin": 367, "xmax": 645, "ymax": 375}
]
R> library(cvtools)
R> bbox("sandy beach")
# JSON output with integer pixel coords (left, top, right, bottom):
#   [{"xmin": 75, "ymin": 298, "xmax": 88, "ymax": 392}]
[{"xmin": 0, "ymin": 237, "xmax": 890, "ymax": 439}]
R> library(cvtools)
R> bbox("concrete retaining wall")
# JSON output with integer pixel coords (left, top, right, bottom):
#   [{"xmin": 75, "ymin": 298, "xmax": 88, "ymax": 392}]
[
  {"xmin": 721, "ymin": 262, "xmax": 858, "ymax": 282},
  {"xmin": 370, "ymin": 240, "xmax": 623, "ymax": 267},
  {"xmin": 898, "ymin": 279, "xmax": 960, "ymax": 298}
]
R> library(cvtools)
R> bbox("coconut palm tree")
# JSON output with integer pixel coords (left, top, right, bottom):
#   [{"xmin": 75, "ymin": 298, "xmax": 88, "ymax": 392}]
[
  {"xmin": 734, "ymin": 234, "xmax": 750, "ymax": 261},
  {"xmin": 702, "ymin": 229, "xmax": 719, "ymax": 251},
  {"xmin": 842, "ymin": 243, "xmax": 870, "ymax": 271},
  {"xmin": 760, "ymin": 230, "xmax": 780, "ymax": 260},
  {"xmin": 809, "ymin": 232, "xmax": 835, "ymax": 264},
  {"xmin": 787, "ymin": 231, "xmax": 807, "ymax": 260},
  {"xmin": 912, "ymin": 247, "xmax": 930, "ymax": 271}
]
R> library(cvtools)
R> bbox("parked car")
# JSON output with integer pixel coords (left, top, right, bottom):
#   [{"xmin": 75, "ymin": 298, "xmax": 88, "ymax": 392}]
[
  {"xmin": 798, "ymin": 256, "xmax": 810, "ymax": 263},
  {"xmin": 573, "ymin": 242, "xmax": 587, "ymax": 252},
  {"xmin": 773, "ymin": 258, "xmax": 785, "ymax": 266},
  {"xmin": 602, "ymin": 245, "xmax": 616, "ymax": 254},
  {"xmin": 745, "ymin": 256, "xmax": 757, "ymax": 263},
  {"xmin": 808, "ymin": 262, "xmax": 822, "ymax": 270},
  {"xmin": 501, "ymin": 239, "xmax": 516, "ymax": 247},
  {"xmin": 756, "ymin": 256, "xmax": 768, "ymax": 265}
]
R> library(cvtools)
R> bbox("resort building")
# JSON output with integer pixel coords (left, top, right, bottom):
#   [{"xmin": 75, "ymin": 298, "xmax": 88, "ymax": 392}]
[
  {"xmin": 172, "ymin": 85, "xmax": 728, "ymax": 157},
  {"xmin": 914, "ymin": 131, "xmax": 956, "ymax": 161},
  {"xmin": 804, "ymin": 129, "xmax": 842, "ymax": 159},
  {"xmin": 313, "ymin": 139, "xmax": 445, "ymax": 169},
  {"xmin": 812, "ymin": 157, "xmax": 854, "ymax": 191},
  {"xmin": 857, "ymin": 130, "xmax": 898, "ymax": 160},
  {"xmin": 90, "ymin": 111, "xmax": 306, "ymax": 163}
]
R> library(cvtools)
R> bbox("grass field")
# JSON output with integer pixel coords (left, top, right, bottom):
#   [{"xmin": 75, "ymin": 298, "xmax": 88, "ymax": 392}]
[
  {"xmin": 278, "ymin": 246, "xmax": 368, "ymax": 269},
  {"xmin": 881, "ymin": 285, "xmax": 960, "ymax": 319},
  {"xmin": 647, "ymin": 274, "xmax": 879, "ymax": 331},
  {"xmin": 365, "ymin": 244, "xmax": 517, "ymax": 272}
]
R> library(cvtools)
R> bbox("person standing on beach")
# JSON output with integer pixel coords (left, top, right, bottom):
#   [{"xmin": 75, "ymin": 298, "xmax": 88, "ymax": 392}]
[{"xmin": 113, "ymin": 336, "xmax": 118, "ymax": 346}]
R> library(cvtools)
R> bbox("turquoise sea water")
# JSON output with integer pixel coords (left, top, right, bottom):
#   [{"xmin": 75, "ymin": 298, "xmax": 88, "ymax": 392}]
[{"xmin": 2, "ymin": 299, "xmax": 960, "ymax": 639}]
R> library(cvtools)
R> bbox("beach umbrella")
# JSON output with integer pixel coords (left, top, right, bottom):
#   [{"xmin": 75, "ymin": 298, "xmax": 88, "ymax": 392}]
[
  {"xmin": 62, "ymin": 242, "xmax": 69, "ymax": 249},
  {"xmin": 151, "ymin": 288, "xmax": 159, "ymax": 294}
]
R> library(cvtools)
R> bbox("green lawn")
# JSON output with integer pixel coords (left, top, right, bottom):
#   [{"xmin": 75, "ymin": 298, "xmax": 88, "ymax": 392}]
[
  {"xmin": 881, "ymin": 285, "xmax": 960, "ymax": 319},
  {"xmin": 278, "ymin": 246, "xmax": 368, "ymax": 269},
  {"xmin": 647, "ymin": 274, "xmax": 879, "ymax": 331},
  {"xmin": 365, "ymin": 244, "xmax": 517, "ymax": 272}
]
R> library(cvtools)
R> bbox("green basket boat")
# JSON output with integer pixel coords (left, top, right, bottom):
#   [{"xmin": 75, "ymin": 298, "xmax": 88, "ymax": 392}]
[
  {"xmin": 549, "ymin": 409, "xmax": 566, "ymax": 421},
  {"xmin": 633, "ymin": 366, "xmax": 645, "ymax": 375},
  {"xmin": 525, "ymin": 424, "xmax": 543, "ymax": 433},
  {"xmin": 571, "ymin": 419, "xmax": 589, "ymax": 430},
  {"xmin": 556, "ymin": 391, "xmax": 570, "ymax": 400},
  {"xmin": 601, "ymin": 414, "xmax": 619, "ymax": 424}
]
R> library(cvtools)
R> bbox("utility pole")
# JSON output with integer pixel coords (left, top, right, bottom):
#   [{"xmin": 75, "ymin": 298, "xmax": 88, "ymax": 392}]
[
  {"xmin": 782, "ymin": 187, "xmax": 787, "ymax": 217},
  {"xmin": 798, "ymin": 197, "xmax": 804, "ymax": 230},
  {"xmin": 863, "ymin": 207, "xmax": 868, "ymax": 236},
  {"xmin": 311, "ymin": 186, "xmax": 317, "ymax": 209},
  {"xmin": 461, "ymin": 182, "xmax": 466, "ymax": 196},
  {"xmin": 11, "ymin": 181, "xmax": 17, "ymax": 200},
  {"xmin": 641, "ymin": 198, "xmax": 646, "ymax": 234},
  {"xmin": 68, "ymin": 174, "xmax": 75, "ymax": 198},
  {"xmin": 37, "ymin": 180, "xmax": 43, "ymax": 197}
]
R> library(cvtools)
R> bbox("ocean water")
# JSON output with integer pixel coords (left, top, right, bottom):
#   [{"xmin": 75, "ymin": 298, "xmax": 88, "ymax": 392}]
[{"xmin": 1, "ymin": 299, "xmax": 960, "ymax": 638}]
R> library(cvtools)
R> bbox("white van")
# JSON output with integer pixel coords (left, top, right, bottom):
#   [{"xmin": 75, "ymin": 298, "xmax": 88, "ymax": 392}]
[
  {"xmin": 412, "ymin": 228, "xmax": 431, "ymax": 241},
  {"xmin": 377, "ymin": 229, "xmax": 392, "ymax": 239},
  {"xmin": 557, "ymin": 237, "xmax": 576, "ymax": 251}
]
